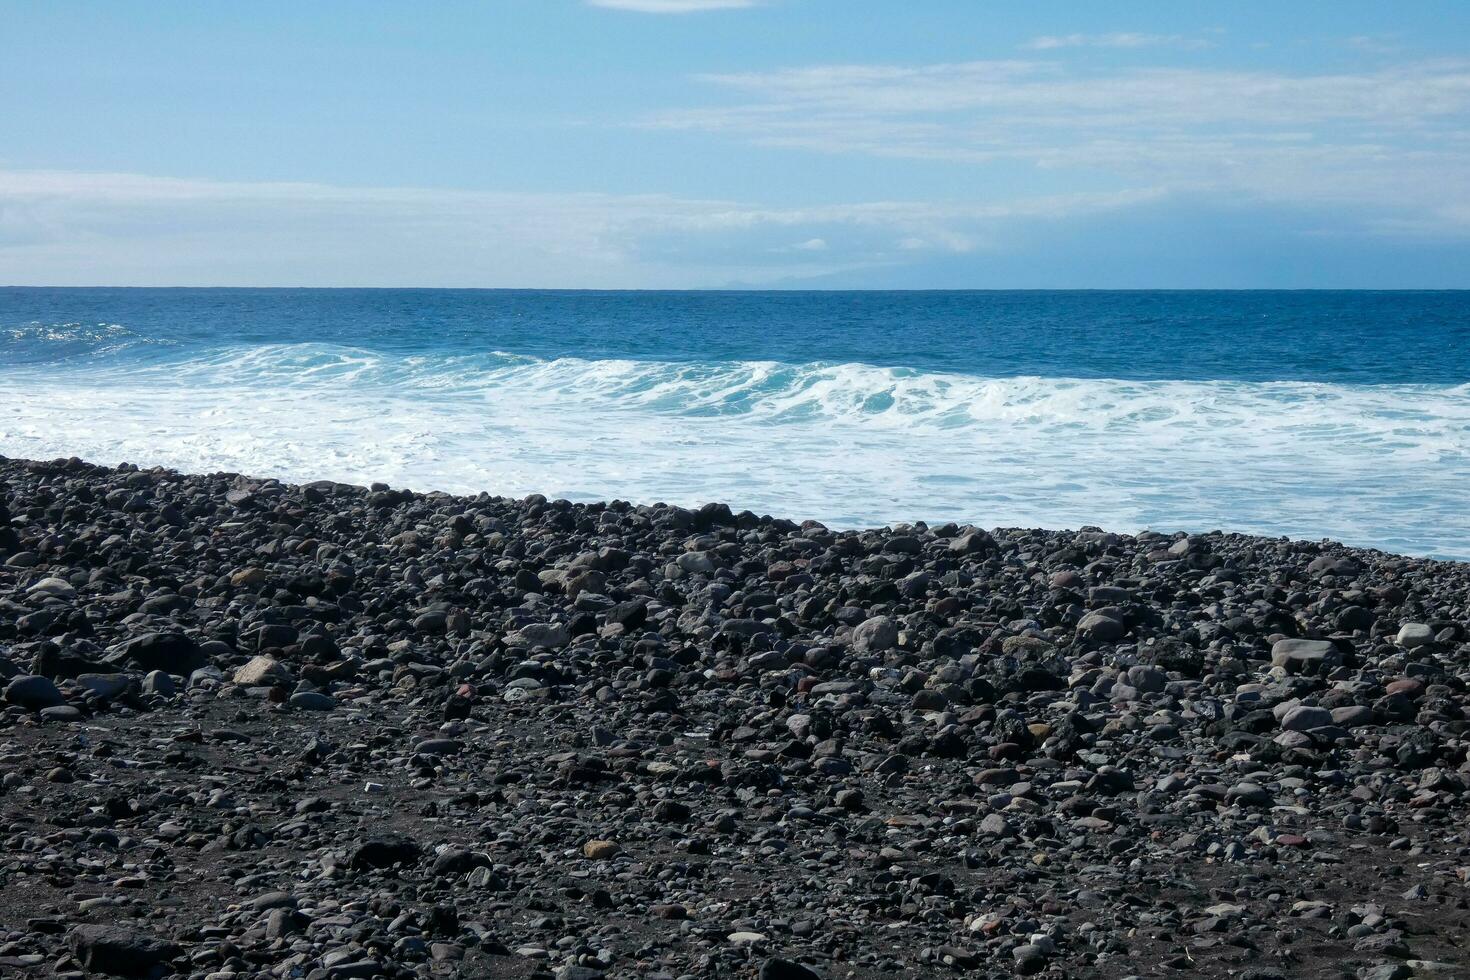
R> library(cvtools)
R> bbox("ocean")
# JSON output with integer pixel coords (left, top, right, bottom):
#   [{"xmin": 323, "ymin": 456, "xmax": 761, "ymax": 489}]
[{"xmin": 2, "ymin": 288, "xmax": 1467, "ymax": 558}]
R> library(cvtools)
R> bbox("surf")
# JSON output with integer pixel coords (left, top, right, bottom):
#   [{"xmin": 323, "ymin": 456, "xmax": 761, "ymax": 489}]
[{"xmin": 3, "ymin": 339, "xmax": 1466, "ymax": 557}]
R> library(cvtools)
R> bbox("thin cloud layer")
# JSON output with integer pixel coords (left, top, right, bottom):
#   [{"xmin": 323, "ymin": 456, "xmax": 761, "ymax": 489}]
[
  {"xmin": 648, "ymin": 59, "xmax": 1470, "ymax": 235},
  {"xmin": 1022, "ymin": 33, "xmax": 1214, "ymax": 50},
  {"xmin": 5, "ymin": 9, "xmax": 1468, "ymax": 287},
  {"xmin": 0, "ymin": 170, "xmax": 1158, "ymax": 287}
]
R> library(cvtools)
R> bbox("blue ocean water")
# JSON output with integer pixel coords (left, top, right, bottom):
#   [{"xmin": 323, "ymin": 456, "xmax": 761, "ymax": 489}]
[{"xmin": 2, "ymin": 288, "xmax": 1467, "ymax": 557}]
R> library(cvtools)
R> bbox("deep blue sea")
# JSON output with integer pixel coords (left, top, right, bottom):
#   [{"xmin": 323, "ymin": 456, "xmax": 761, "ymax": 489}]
[{"xmin": 3, "ymin": 288, "xmax": 1468, "ymax": 558}]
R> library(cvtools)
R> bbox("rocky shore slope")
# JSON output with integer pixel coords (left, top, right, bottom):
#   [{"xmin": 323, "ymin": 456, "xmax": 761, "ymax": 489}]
[{"xmin": 1, "ymin": 455, "xmax": 1468, "ymax": 979}]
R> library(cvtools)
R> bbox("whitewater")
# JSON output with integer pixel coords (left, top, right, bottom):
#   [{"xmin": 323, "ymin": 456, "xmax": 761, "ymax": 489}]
[{"xmin": 5, "ymin": 330, "xmax": 1467, "ymax": 558}]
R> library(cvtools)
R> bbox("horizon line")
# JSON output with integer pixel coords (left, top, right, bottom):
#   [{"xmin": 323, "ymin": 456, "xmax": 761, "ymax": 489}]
[{"xmin": 4, "ymin": 285, "xmax": 1469, "ymax": 293}]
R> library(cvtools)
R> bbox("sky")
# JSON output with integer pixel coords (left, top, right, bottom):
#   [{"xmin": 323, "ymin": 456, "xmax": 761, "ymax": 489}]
[{"xmin": 3, "ymin": 1, "xmax": 1470, "ymax": 288}]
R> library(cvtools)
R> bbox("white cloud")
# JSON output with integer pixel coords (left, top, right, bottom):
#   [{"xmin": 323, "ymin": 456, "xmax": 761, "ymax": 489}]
[
  {"xmin": 1023, "ymin": 33, "xmax": 1213, "ymax": 51},
  {"xmin": 645, "ymin": 59, "xmax": 1470, "ymax": 234},
  {"xmin": 586, "ymin": 0, "xmax": 757, "ymax": 12},
  {"xmin": 1344, "ymin": 34, "xmax": 1405, "ymax": 56},
  {"xmin": 0, "ymin": 170, "xmax": 1161, "ymax": 287},
  {"xmin": 683, "ymin": 60, "xmax": 1470, "ymax": 129}
]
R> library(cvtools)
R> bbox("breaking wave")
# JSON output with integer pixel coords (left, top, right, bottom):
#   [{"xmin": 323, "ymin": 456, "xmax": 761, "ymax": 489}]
[{"xmin": 3, "ymin": 341, "xmax": 1467, "ymax": 557}]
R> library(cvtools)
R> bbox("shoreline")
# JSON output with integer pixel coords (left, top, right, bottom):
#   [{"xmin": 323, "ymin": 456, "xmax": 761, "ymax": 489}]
[
  {"xmin": 5, "ymin": 453, "xmax": 1464, "ymax": 567},
  {"xmin": 2, "ymin": 453, "xmax": 1469, "ymax": 977},
  {"xmin": 10, "ymin": 290, "xmax": 1469, "ymax": 563}
]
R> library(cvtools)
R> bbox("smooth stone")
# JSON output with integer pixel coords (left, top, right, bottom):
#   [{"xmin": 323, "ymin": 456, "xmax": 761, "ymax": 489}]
[
  {"xmin": 1077, "ymin": 611, "xmax": 1125, "ymax": 642},
  {"xmin": 1280, "ymin": 704, "xmax": 1334, "ymax": 731},
  {"xmin": 1270, "ymin": 638, "xmax": 1340, "ymax": 673},
  {"xmin": 69, "ymin": 924, "xmax": 182, "ymax": 976},
  {"xmin": 1331, "ymin": 705, "xmax": 1375, "ymax": 728},
  {"xmin": 1226, "ymin": 782, "xmax": 1273, "ymax": 807},
  {"xmin": 27, "ymin": 576, "xmax": 76, "ymax": 598},
  {"xmin": 5, "ymin": 674, "xmax": 65, "ymax": 709},
  {"xmin": 140, "ymin": 670, "xmax": 177, "ymax": 696},
  {"xmin": 289, "ymin": 691, "xmax": 337, "ymax": 711},
  {"xmin": 75, "ymin": 673, "xmax": 131, "ymax": 701},
  {"xmin": 108, "ymin": 632, "xmax": 205, "ymax": 674},
  {"xmin": 851, "ymin": 615, "xmax": 898, "ymax": 654},
  {"xmin": 414, "ymin": 738, "xmax": 463, "ymax": 756},
  {"xmin": 507, "ymin": 623, "xmax": 570, "ymax": 649},
  {"xmin": 233, "ymin": 655, "xmax": 293, "ymax": 686},
  {"xmin": 1395, "ymin": 623, "xmax": 1434, "ymax": 649},
  {"xmin": 760, "ymin": 958, "xmax": 824, "ymax": 980}
]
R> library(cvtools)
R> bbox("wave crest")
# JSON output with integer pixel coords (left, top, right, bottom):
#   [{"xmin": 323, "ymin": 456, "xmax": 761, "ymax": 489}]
[
  {"xmin": 118, "ymin": 341, "xmax": 1470, "ymax": 435},
  {"xmin": 2, "ymin": 341, "xmax": 1467, "ymax": 556}
]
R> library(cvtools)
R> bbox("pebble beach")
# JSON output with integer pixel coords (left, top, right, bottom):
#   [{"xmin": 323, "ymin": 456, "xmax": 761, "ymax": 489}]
[{"xmin": 1, "ymin": 455, "xmax": 1468, "ymax": 978}]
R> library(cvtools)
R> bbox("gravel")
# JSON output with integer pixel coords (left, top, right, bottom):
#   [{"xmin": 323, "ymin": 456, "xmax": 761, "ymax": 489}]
[{"xmin": 0, "ymin": 454, "xmax": 1468, "ymax": 979}]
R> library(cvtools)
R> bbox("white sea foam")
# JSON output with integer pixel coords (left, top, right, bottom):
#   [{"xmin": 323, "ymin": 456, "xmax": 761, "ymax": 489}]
[{"xmin": 3, "ymin": 344, "xmax": 1467, "ymax": 556}]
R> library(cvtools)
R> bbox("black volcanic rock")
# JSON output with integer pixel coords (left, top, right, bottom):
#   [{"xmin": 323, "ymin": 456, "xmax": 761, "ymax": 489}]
[
  {"xmin": 69, "ymin": 925, "xmax": 181, "ymax": 976},
  {"xmin": 0, "ymin": 455, "xmax": 1467, "ymax": 979},
  {"xmin": 350, "ymin": 835, "xmax": 422, "ymax": 871},
  {"xmin": 105, "ymin": 631, "xmax": 205, "ymax": 674}
]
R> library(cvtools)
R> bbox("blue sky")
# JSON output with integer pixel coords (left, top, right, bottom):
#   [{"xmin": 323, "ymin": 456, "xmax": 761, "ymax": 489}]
[{"xmin": 3, "ymin": 0, "xmax": 1470, "ymax": 287}]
